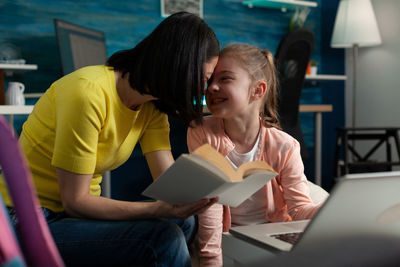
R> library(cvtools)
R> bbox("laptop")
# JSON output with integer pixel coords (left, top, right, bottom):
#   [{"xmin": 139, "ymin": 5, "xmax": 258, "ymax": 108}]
[{"xmin": 229, "ymin": 171, "xmax": 400, "ymax": 253}]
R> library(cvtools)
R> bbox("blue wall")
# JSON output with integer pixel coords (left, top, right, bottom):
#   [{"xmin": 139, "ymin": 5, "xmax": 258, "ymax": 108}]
[
  {"xmin": 0, "ymin": 0, "xmax": 343, "ymax": 192},
  {"xmin": 1, "ymin": 0, "xmax": 322, "ymax": 92},
  {"xmin": 320, "ymin": 0, "xmax": 345, "ymax": 190}
]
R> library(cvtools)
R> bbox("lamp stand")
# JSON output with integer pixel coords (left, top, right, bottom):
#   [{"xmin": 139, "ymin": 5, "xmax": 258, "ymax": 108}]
[
  {"xmin": 351, "ymin": 44, "xmax": 359, "ymax": 160},
  {"xmin": 352, "ymin": 44, "xmax": 358, "ymax": 129}
]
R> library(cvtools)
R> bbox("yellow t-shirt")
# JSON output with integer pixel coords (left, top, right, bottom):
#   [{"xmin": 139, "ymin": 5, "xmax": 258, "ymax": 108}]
[{"xmin": 0, "ymin": 65, "xmax": 170, "ymax": 212}]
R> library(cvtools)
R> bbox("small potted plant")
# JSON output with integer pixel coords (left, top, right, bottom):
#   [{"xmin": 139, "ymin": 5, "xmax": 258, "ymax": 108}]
[{"xmin": 310, "ymin": 60, "xmax": 318, "ymax": 75}]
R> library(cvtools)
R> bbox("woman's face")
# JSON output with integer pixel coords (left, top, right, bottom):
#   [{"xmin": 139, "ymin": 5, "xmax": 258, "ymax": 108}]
[{"xmin": 203, "ymin": 57, "xmax": 219, "ymax": 90}]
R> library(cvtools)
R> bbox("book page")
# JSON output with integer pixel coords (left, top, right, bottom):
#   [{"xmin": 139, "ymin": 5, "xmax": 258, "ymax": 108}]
[
  {"xmin": 237, "ymin": 161, "xmax": 277, "ymax": 178},
  {"xmin": 192, "ymin": 144, "xmax": 276, "ymax": 182},
  {"xmin": 215, "ymin": 172, "xmax": 277, "ymax": 207},
  {"xmin": 192, "ymin": 144, "xmax": 239, "ymax": 180},
  {"xmin": 189, "ymin": 154, "xmax": 230, "ymax": 181}
]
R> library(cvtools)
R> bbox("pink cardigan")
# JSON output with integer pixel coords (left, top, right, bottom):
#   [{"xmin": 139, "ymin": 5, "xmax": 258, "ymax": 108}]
[{"xmin": 187, "ymin": 116, "xmax": 323, "ymax": 266}]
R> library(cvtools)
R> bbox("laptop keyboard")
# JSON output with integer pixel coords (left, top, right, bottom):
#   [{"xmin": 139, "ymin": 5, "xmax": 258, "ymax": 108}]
[{"xmin": 271, "ymin": 232, "xmax": 302, "ymax": 245}]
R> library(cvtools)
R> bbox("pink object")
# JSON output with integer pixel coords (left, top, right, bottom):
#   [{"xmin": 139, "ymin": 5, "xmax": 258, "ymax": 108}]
[
  {"xmin": 0, "ymin": 197, "xmax": 24, "ymax": 265},
  {"xmin": 0, "ymin": 115, "xmax": 64, "ymax": 267}
]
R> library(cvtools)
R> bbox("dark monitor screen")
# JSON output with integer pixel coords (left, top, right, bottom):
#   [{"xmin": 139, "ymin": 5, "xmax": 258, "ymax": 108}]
[{"xmin": 54, "ymin": 19, "xmax": 108, "ymax": 75}]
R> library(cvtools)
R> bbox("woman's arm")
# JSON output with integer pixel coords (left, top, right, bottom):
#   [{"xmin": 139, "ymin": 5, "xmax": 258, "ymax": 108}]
[
  {"xmin": 57, "ymin": 150, "xmax": 217, "ymax": 221},
  {"xmin": 57, "ymin": 168, "xmax": 158, "ymax": 220},
  {"xmin": 145, "ymin": 149, "xmax": 175, "ymax": 180}
]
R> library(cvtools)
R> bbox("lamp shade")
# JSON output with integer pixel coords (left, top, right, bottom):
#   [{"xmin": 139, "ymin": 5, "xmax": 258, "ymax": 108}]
[{"xmin": 331, "ymin": 0, "xmax": 381, "ymax": 48}]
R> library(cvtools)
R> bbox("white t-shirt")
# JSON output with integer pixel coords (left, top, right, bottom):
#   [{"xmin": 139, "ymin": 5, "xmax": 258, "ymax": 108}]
[{"xmin": 226, "ymin": 131, "xmax": 269, "ymax": 226}]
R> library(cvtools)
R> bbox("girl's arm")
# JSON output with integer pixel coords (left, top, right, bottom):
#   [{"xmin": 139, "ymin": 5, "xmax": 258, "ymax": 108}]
[
  {"xmin": 57, "ymin": 149, "xmax": 217, "ymax": 221},
  {"xmin": 279, "ymin": 141, "xmax": 324, "ymax": 220},
  {"xmin": 197, "ymin": 204, "xmax": 224, "ymax": 267},
  {"xmin": 187, "ymin": 125, "xmax": 224, "ymax": 266}
]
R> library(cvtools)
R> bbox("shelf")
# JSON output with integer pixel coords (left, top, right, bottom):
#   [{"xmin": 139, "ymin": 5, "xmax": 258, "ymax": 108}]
[
  {"xmin": 305, "ymin": 74, "xmax": 347, "ymax": 81},
  {"xmin": 0, "ymin": 63, "xmax": 38, "ymax": 105},
  {"xmin": 24, "ymin": 93, "xmax": 43, "ymax": 99},
  {"xmin": 0, "ymin": 63, "xmax": 38, "ymax": 71},
  {"xmin": 243, "ymin": 0, "xmax": 317, "ymax": 11}
]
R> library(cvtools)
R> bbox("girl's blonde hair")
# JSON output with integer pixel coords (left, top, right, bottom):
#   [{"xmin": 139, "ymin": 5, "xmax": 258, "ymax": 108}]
[{"xmin": 220, "ymin": 43, "xmax": 281, "ymax": 129}]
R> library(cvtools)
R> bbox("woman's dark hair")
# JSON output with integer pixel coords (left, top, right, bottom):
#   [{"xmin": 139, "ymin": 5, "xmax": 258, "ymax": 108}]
[{"xmin": 106, "ymin": 12, "xmax": 219, "ymax": 126}]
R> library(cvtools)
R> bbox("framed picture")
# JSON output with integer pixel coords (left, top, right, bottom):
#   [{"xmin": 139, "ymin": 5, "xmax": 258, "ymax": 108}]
[{"xmin": 161, "ymin": 0, "xmax": 203, "ymax": 18}]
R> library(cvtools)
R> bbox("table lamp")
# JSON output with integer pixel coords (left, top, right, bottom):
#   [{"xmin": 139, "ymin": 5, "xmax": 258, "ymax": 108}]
[{"xmin": 331, "ymin": 0, "xmax": 381, "ymax": 128}]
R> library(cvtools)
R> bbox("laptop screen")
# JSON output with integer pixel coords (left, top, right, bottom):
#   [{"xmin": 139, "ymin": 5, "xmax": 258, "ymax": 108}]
[{"xmin": 295, "ymin": 171, "xmax": 400, "ymax": 249}]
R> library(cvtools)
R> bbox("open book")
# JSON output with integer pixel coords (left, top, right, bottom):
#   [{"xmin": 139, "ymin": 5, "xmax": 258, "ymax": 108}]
[{"xmin": 142, "ymin": 144, "xmax": 278, "ymax": 207}]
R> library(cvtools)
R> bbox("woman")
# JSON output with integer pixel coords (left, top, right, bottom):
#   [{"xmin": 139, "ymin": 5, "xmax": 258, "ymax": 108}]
[{"xmin": 0, "ymin": 12, "xmax": 219, "ymax": 266}]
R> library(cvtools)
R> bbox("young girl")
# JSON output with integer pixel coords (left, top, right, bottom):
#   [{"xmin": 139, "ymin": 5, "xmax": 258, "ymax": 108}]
[{"xmin": 187, "ymin": 43, "xmax": 325, "ymax": 266}]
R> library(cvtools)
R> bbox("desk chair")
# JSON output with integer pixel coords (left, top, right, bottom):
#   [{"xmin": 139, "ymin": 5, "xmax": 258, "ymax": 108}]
[
  {"xmin": 275, "ymin": 29, "xmax": 315, "ymax": 160},
  {"xmin": 0, "ymin": 115, "xmax": 64, "ymax": 267}
]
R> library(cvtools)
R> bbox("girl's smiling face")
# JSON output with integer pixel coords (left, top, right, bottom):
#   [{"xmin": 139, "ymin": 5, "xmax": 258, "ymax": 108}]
[{"xmin": 205, "ymin": 56, "xmax": 253, "ymax": 118}]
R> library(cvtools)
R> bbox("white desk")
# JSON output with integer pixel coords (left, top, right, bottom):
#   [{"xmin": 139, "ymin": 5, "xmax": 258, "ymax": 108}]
[
  {"xmin": 305, "ymin": 74, "xmax": 346, "ymax": 81},
  {"xmin": 0, "ymin": 105, "xmax": 34, "ymax": 127},
  {"xmin": 0, "ymin": 105, "xmax": 34, "ymax": 113},
  {"xmin": 299, "ymin": 105, "xmax": 332, "ymax": 186},
  {"xmin": 304, "ymin": 74, "xmax": 345, "ymax": 184}
]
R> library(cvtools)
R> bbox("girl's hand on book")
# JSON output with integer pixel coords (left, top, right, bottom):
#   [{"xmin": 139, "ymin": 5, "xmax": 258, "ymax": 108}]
[{"xmin": 154, "ymin": 197, "xmax": 219, "ymax": 219}]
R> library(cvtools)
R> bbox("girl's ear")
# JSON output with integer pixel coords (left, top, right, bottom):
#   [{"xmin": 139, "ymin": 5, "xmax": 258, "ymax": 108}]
[{"xmin": 252, "ymin": 81, "xmax": 267, "ymax": 100}]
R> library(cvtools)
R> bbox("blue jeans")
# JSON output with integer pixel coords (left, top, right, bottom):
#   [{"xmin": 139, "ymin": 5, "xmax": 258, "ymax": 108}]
[{"xmin": 8, "ymin": 207, "xmax": 196, "ymax": 267}]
